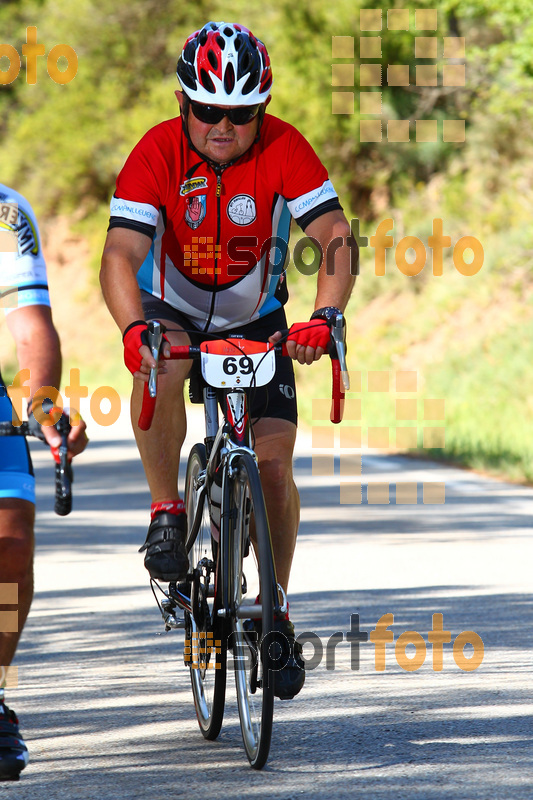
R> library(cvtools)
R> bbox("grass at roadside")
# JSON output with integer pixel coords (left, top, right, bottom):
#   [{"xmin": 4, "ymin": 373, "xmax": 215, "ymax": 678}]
[{"xmin": 286, "ymin": 231, "xmax": 533, "ymax": 485}]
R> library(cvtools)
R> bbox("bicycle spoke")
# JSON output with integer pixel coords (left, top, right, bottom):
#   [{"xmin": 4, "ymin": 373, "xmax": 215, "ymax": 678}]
[{"xmin": 184, "ymin": 444, "xmax": 227, "ymax": 740}]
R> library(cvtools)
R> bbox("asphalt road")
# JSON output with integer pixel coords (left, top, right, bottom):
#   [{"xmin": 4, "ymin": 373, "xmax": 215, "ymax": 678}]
[{"xmin": 4, "ymin": 406, "xmax": 533, "ymax": 799}]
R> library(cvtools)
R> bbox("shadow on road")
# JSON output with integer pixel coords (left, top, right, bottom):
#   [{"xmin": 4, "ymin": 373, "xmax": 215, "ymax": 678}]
[{"xmin": 12, "ymin": 583, "xmax": 533, "ymax": 799}]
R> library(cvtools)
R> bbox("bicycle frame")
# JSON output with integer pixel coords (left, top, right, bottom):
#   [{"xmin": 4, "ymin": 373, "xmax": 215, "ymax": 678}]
[{"xmin": 181, "ymin": 381, "xmax": 285, "ymax": 624}]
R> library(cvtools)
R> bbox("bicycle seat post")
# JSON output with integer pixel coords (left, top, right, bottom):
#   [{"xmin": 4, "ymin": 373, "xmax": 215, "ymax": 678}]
[{"xmin": 203, "ymin": 385, "xmax": 219, "ymax": 458}]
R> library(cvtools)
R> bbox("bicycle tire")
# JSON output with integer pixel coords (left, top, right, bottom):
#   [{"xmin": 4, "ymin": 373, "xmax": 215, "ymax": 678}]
[
  {"xmin": 224, "ymin": 451, "xmax": 276, "ymax": 769},
  {"xmin": 184, "ymin": 443, "xmax": 227, "ymax": 740}
]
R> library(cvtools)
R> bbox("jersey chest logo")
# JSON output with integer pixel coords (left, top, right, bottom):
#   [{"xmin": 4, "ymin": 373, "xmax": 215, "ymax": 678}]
[
  {"xmin": 0, "ymin": 206, "xmax": 39, "ymax": 257},
  {"xmin": 227, "ymin": 194, "xmax": 256, "ymax": 226},
  {"xmin": 185, "ymin": 195, "xmax": 206, "ymax": 230},
  {"xmin": 180, "ymin": 176, "xmax": 208, "ymax": 196}
]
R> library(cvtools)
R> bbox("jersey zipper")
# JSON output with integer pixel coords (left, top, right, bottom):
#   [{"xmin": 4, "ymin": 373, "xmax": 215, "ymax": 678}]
[{"xmin": 203, "ymin": 167, "xmax": 223, "ymax": 332}]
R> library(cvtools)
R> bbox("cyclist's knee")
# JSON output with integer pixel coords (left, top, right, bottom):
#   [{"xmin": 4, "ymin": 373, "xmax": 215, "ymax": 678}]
[{"xmin": 259, "ymin": 456, "xmax": 295, "ymax": 495}]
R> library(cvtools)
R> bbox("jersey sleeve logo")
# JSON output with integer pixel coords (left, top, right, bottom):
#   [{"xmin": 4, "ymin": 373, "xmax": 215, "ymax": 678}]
[
  {"xmin": 185, "ymin": 195, "xmax": 206, "ymax": 230},
  {"xmin": 227, "ymin": 195, "xmax": 256, "ymax": 226},
  {"xmin": 288, "ymin": 180, "xmax": 337, "ymax": 218},
  {"xmin": 180, "ymin": 177, "xmax": 208, "ymax": 196},
  {"xmin": 110, "ymin": 197, "xmax": 159, "ymax": 226}
]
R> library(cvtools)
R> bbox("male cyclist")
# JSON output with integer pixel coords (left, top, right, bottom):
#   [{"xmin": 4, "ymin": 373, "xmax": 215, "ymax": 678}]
[
  {"xmin": 0, "ymin": 184, "xmax": 88, "ymax": 780},
  {"xmin": 100, "ymin": 21, "xmax": 355, "ymax": 700}
]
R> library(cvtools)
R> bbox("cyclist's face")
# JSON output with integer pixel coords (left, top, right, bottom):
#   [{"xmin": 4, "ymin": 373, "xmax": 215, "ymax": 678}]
[{"xmin": 176, "ymin": 91, "xmax": 269, "ymax": 164}]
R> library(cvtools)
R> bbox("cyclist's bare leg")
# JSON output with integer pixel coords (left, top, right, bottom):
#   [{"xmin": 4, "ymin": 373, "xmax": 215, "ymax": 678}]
[
  {"xmin": 253, "ymin": 419, "xmax": 299, "ymax": 595},
  {"xmin": 130, "ymin": 321, "xmax": 191, "ymax": 503},
  {"xmin": 0, "ymin": 499, "xmax": 35, "ymax": 666}
]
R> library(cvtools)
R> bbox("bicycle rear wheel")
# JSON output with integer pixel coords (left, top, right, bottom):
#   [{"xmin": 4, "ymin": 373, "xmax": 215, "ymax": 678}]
[
  {"xmin": 225, "ymin": 452, "xmax": 276, "ymax": 769},
  {"xmin": 184, "ymin": 443, "xmax": 227, "ymax": 740}
]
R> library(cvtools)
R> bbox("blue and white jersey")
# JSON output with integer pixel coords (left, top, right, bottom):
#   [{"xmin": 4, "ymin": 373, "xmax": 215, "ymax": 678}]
[
  {"xmin": 0, "ymin": 183, "xmax": 50, "ymax": 318},
  {"xmin": 0, "ymin": 185, "xmax": 45, "ymax": 502}
]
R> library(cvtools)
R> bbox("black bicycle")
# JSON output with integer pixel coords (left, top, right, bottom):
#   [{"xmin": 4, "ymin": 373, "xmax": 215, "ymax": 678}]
[
  {"xmin": 0, "ymin": 412, "xmax": 73, "ymax": 516},
  {"xmin": 140, "ymin": 315, "xmax": 348, "ymax": 768}
]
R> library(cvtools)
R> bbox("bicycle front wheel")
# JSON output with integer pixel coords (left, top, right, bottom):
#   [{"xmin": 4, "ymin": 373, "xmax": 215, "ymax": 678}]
[
  {"xmin": 225, "ymin": 452, "xmax": 277, "ymax": 770},
  {"xmin": 184, "ymin": 443, "xmax": 227, "ymax": 740}
]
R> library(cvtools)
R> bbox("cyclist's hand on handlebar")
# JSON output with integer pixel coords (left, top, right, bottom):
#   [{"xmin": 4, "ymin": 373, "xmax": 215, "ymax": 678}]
[
  {"xmin": 270, "ymin": 320, "xmax": 330, "ymax": 365},
  {"xmin": 28, "ymin": 401, "xmax": 89, "ymax": 457},
  {"xmin": 56, "ymin": 410, "xmax": 88, "ymax": 458},
  {"xmin": 123, "ymin": 320, "xmax": 170, "ymax": 381}
]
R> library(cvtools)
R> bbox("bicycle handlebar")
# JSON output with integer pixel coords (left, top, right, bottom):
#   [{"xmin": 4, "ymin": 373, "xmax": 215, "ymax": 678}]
[
  {"xmin": 138, "ymin": 316, "xmax": 349, "ymax": 431},
  {"xmin": 0, "ymin": 417, "xmax": 73, "ymax": 515}
]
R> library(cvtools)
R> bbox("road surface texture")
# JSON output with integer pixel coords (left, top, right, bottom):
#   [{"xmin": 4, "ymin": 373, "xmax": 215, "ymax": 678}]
[{"xmin": 4, "ymin": 404, "xmax": 532, "ymax": 799}]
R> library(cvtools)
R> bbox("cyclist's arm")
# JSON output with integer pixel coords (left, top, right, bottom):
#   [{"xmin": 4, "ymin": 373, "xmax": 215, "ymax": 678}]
[
  {"xmin": 6, "ymin": 305, "xmax": 88, "ymax": 453},
  {"xmin": 270, "ymin": 209, "xmax": 355, "ymax": 363},
  {"xmin": 100, "ymin": 227, "xmax": 168, "ymax": 377},
  {"xmin": 304, "ymin": 208, "xmax": 355, "ymax": 314},
  {"xmin": 100, "ymin": 227, "xmax": 152, "ymax": 334},
  {"xmin": 6, "ymin": 304, "xmax": 61, "ymax": 401}
]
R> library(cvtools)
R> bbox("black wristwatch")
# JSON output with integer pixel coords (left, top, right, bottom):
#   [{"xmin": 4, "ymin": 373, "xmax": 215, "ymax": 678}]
[{"xmin": 310, "ymin": 306, "xmax": 343, "ymax": 325}]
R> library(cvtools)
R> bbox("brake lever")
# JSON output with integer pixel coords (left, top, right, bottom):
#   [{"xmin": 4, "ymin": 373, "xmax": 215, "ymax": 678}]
[
  {"xmin": 53, "ymin": 411, "xmax": 72, "ymax": 516},
  {"xmin": 331, "ymin": 313, "xmax": 350, "ymax": 391},
  {"xmin": 147, "ymin": 320, "xmax": 162, "ymax": 398}
]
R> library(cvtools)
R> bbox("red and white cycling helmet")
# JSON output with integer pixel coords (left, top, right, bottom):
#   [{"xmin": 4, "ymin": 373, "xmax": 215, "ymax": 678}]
[{"xmin": 177, "ymin": 21, "xmax": 273, "ymax": 106}]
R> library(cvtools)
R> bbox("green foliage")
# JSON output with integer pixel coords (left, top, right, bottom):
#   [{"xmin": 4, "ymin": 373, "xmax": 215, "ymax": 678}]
[
  {"xmin": 0, "ymin": 0, "xmax": 476, "ymax": 218},
  {"xmin": 3, "ymin": 0, "xmax": 533, "ymax": 480}
]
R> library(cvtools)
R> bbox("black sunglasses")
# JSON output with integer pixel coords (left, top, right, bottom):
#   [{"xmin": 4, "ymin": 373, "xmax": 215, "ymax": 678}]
[{"xmin": 189, "ymin": 99, "xmax": 262, "ymax": 126}]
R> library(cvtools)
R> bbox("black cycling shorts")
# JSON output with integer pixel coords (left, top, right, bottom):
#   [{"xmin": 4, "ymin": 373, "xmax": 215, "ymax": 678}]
[{"xmin": 141, "ymin": 293, "xmax": 297, "ymax": 426}]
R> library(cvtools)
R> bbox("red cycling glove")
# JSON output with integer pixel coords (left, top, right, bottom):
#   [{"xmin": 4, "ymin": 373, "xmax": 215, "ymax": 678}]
[
  {"xmin": 123, "ymin": 320, "xmax": 168, "ymax": 375},
  {"xmin": 287, "ymin": 319, "xmax": 330, "ymax": 351}
]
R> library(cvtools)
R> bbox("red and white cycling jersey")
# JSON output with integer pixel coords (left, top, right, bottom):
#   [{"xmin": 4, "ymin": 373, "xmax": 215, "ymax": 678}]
[{"xmin": 108, "ymin": 114, "xmax": 342, "ymax": 332}]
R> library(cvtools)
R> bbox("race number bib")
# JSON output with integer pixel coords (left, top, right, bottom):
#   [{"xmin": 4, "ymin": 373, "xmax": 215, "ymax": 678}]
[{"xmin": 200, "ymin": 340, "xmax": 276, "ymax": 388}]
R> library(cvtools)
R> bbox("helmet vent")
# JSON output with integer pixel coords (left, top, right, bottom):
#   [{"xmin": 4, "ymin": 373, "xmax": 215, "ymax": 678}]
[
  {"xmin": 261, "ymin": 73, "xmax": 273, "ymax": 92},
  {"xmin": 178, "ymin": 62, "xmax": 197, "ymax": 90},
  {"xmin": 224, "ymin": 63, "xmax": 235, "ymax": 93},
  {"xmin": 216, "ymin": 35, "xmax": 226, "ymax": 50},
  {"xmin": 200, "ymin": 68, "xmax": 216, "ymax": 94},
  {"xmin": 208, "ymin": 49, "xmax": 218, "ymax": 70},
  {"xmin": 242, "ymin": 69, "xmax": 259, "ymax": 95},
  {"xmin": 224, "ymin": 26, "xmax": 234, "ymax": 36},
  {"xmin": 240, "ymin": 50, "xmax": 252, "ymax": 74},
  {"xmin": 199, "ymin": 29, "xmax": 208, "ymax": 46},
  {"xmin": 184, "ymin": 41, "xmax": 196, "ymax": 63}
]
